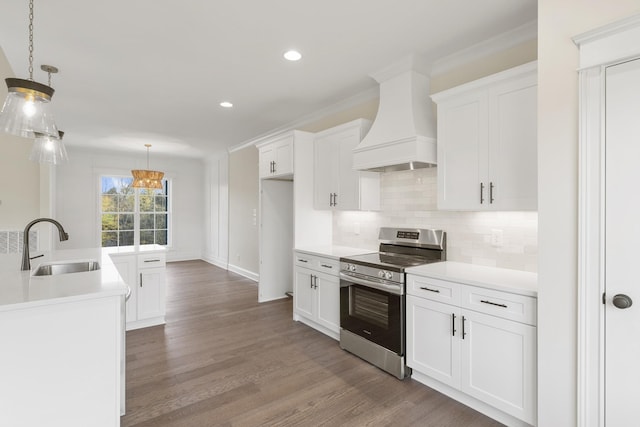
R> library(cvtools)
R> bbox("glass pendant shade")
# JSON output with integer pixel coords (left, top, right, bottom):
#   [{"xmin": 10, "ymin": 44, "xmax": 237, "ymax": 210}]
[
  {"xmin": 30, "ymin": 131, "xmax": 68, "ymax": 165},
  {"xmin": 0, "ymin": 78, "xmax": 59, "ymax": 138}
]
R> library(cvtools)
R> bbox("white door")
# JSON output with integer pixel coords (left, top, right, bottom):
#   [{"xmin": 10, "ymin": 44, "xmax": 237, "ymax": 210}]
[
  {"xmin": 138, "ymin": 268, "xmax": 165, "ymax": 320},
  {"xmin": 406, "ymin": 296, "xmax": 460, "ymax": 388},
  {"xmin": 293, "ymin": 267, "xmax": 314, "ymax": 319},
  {"xmin": 605, "ymin": 57, "xmax": 640, "ymax": 425},
  {"xmin": 315, "ymin": 272, "xmax": 340, "ymax": 333}
]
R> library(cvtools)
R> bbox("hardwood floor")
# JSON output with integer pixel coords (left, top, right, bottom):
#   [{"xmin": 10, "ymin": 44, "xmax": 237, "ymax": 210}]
[{"xmin": 121, "ymin": 260, "xmax": 503, "ymax": 427}]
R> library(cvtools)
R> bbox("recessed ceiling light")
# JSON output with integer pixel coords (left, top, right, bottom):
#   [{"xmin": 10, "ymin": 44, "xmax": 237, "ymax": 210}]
[
  {"xmin": 283, "ymin": 50, "xmax": 302, "ymax": 61},
  {"xmin": 220, "ymin": 101, "xmax": 233, "ymax": 108}
]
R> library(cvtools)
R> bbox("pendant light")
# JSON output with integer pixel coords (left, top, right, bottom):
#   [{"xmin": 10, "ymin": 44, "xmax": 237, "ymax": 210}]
[
  {"xmin": 30, "ymin": 130, "xmax": 68, "ymax": 165},
  {"xmin": 0, "ymin": 0, "xmax": 59, "ymax": 139},
  {"xmin": 132, "ymin": 144, "xmax": 164, "ymax": 189},
  {"xmin": 29, "ymin": 65, "xmax": 67, "ymax": 165}
]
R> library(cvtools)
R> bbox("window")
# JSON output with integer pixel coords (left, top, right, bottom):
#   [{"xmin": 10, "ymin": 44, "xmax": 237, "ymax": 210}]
[{"xmin": 100, "ymin": 176, "xmax": 169, "ymax": 247}]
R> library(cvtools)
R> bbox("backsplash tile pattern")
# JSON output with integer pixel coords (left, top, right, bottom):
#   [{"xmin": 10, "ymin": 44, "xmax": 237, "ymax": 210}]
[
  {"xmin": 333, "ymin": 168, "xmax": 538, "ymax": 272},
  {"xmin": 0, "ymin": 230, "xmax": 38, "ymax": 254}
]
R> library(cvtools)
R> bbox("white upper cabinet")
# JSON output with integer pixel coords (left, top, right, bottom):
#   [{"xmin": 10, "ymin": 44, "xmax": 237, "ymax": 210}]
[
  {"xmin": 313, "ymin": 119, "xmax": 380, "ymax": 211},
  {"xmin": 258, "ymin": 133, "xmax": 294, "ymax": 179},
  {"xmin": 431, "ymin": 62, "xmax": 537, "ymax": 211}
]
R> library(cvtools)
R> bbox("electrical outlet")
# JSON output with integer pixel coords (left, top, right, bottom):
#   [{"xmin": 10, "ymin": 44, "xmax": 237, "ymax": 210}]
[{"xmin": 490, "ymin": 229, "xmax": 503, "ymax": 247}]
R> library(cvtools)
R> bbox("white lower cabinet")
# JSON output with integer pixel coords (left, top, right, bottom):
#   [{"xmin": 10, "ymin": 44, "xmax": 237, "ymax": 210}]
[
  {"xmin": 112, "ymin": 251, "xmax": 166, "ymax": 330},
  {"xmin": 407, "ymin": 273, "xmax": 537, "ymax": 427},
  {"xmin": 293, "ymin": 251, "xmax": 340, "ymax": 339}
]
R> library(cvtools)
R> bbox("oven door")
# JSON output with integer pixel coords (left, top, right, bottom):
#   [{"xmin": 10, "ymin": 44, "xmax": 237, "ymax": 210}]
[{"xmin": 339, "ymin": 273, "xmax": 403, "ymax": 355}]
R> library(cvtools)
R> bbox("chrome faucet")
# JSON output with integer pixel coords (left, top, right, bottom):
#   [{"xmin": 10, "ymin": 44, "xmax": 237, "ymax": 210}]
[{"xmin": 21, "ymin": 218, "xmax": 69, "ymax": 271}]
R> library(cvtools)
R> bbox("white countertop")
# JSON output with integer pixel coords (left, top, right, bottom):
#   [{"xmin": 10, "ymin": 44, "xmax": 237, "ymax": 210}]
[
  {"xmin": 294, "ymin": 245, "xmax": 375, "ymax": 260},
  {"xmin": 0, "ymin": 246, "xmax": 164, "ymax": 312},
  {"xmin": 406, "ymin": 261, "xmax": 538, "ymax": 297}
]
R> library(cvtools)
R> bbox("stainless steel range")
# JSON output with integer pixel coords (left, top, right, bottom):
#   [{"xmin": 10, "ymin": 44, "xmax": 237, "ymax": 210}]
[{"xmin": 339, "ymin": 227, "xmax": 446, "ymax": 379}]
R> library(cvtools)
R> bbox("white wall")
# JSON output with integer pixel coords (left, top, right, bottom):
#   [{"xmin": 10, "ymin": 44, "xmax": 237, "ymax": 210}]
[
  {"xmin": 203, "ymin": 153, "xmax": 229, "ymax": 268},
  {"xmin": 537, "ymin": 2, "xmax": 640, "ymax": 425},
  {"xmin": 54, "ymin": 146, "xmax": 204, "ymax": 261},
  {"xmin": 0, "ymin": 47, "xmax": 40, "ymax": 230},
  {"xmin": 227, "ymin": 146, "xmax": 259, "ymax": 278}
]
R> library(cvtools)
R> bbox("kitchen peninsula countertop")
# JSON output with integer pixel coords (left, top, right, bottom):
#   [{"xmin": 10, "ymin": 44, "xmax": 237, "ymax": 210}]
[
  {"xmin": 294, "ymin": 245, "xmax": 375, "ymax": 260},
  {"xmin": 406, "ymin": 261, "xmax": 538, "ymax": 297},
  {"xmin": 0, "ymin": 245, "xmax": 165, "ymax": 311}
]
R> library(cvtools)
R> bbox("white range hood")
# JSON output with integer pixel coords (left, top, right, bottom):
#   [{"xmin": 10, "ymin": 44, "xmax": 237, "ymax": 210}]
[{"xmin": 353, "ymin": 58, "xmax": 437, "ymax": 172}]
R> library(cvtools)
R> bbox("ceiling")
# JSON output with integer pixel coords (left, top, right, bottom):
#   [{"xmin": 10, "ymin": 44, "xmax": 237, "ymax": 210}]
[{"xmin": 0, "ymin": 1, "xmax": 536, "ymax": 158}]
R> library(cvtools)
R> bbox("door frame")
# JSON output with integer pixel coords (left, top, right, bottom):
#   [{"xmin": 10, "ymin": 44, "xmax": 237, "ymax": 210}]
[{"xmin": 574, "ymin": 14, "xmax": 640, "ymax": 427}]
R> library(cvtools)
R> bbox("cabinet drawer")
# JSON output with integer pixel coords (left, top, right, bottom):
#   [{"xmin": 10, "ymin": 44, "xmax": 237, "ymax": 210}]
[
  {"xmin": 138, "ymin": 253, "xmax": 166, "ymax": 268},
  {"xmin": 294, "ymin": 253, "xmax": 314, "ymax": 268},
  {"xmin": 407, "ymin": 275, "xmax": 460, "ymax": 305},
  {"xmin": 294, "ymin": 252, "xmax": 339, "ymax": 276},
  {"xmin": 313, "ymin": 257, "xmax": 339, "ymax": 275},
  {"xmin": 460, "ymin": 285, "xmax": 537, "ymax": 325}
]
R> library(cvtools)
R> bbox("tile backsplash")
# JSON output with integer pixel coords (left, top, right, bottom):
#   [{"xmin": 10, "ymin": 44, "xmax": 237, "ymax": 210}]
[
  {"xmin": 333, "ymin": 168, "xmax": 538, "ymax": 273},
  {"xmin": 0, "ymin": 230, "xmax": 38, "ymax": 254}
]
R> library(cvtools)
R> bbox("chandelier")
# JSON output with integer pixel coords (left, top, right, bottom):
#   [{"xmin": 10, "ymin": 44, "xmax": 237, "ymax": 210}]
[
  {"xmin": 0, "ymin": 0, "xmax": 59, "ymax": 139},
  {"xmin": 132, "ymin": 144, "xmax": 164, "ymax": 189}
]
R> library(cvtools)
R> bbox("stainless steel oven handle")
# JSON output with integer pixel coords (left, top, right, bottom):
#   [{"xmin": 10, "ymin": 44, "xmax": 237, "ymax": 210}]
[{"xmin": 339, "ymin": 272, "xmax": 403, "ymax": 295}]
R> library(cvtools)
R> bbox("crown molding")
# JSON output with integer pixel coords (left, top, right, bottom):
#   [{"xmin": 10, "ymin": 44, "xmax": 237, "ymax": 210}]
[
  {"xmin": 228, "ymin": 86, "xmax": 379, "ymax": 153},
  {"xmin": 431, "ymin": 20, "xmax": 538, "ymax": 76}
]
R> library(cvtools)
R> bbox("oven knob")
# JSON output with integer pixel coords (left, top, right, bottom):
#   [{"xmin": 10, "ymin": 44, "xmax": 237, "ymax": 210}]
[
  {"xmin": 385, "ymin": 271, "xmax": 393, "ymax": 280},
  {"xmin": 349, "ymin": 264, "xmax": 356, "ymax": 272},
  {"xmin": 378, "ymin": 270, "xmax": 385, "ymax": 278}
]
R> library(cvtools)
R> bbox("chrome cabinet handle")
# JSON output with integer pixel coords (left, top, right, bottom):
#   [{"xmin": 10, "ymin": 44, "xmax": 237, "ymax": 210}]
[
  {"xmin": 329, "ymin": 193, "xmax": 333, "ymax": 207},
  {"xmin": 272, "ymin": 161, "xmax": 276, "ymax": 174},
  {"xmin": 419, "ymin": 286, "xmax": 440, "ymax": 293},
  {"xmin": 480, "ymin": 182, "xmax": 485, "ymax": 204},
  {"xmin": 320, "ymin": 264, "xmax": 333, "ymax": 269},
  {"xmin": 489, "ymin": 182, "xmax": 495, "ymax": 204},
  {"xmin": 333, "ymin": 193, "xmax": 338, "ymax": 206},
  {"xmin": 144, "ymin": 259, "xmax": 160, "ymax": 263},
  {"xmin": 481, "ymin": 299, "xmax": 507, "ymax": 308},
  {"xmin": 139, "ymin": 273, "xmax": 143, "ymax": 287},
  {"xmin": 298, "ymin": 259, "xmax": 308, "ymax": 263}
]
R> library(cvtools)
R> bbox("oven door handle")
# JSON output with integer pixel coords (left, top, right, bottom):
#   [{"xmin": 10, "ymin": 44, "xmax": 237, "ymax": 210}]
[{"xmin": 339, "ymin": 273, "xmax": 403, "ymax": 295}]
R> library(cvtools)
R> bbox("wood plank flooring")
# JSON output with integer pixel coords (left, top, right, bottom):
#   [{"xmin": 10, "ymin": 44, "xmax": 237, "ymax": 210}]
[{"xmin": 121, "ymin": 260, "xmax": 503, "ymax": 427}]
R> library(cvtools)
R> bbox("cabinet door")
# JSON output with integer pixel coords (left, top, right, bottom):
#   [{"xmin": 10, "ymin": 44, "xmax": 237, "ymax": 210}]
[
  {"xmin": 335, "ymin": 127, "xmax": 362, "ymax": 211},
  {"xmin": 406, "ymin": 295, "xmax": 461, "ymax": 388},
  {"xmin": 293, "ymin": 267, "xmax": 314, "ymax": 319},
  {"xmin": 137, "ymin": 268, "xmax": 166, "ymax": 320},
  {"xmin": 488, "ymin": 77, "xmax": 537, "ymax": 210},
  {"xmin": 313, "ymin": 134, "xmax": 338, "ymax": 209},
  {"xmin": 460, "ymin": 309, "xmax": 537, "ymax": 425},
  {"xmin": 314, "ymin": 271, "xmax": 340, "ymax": 333},
  {"xmin": 273, "ymin": 138, "xmax": 294, "ymax": 177},
  {"xmin": 437, "ymin": 92, "xmax": 489, "ymax": 210},
  {"xmin": 259, "ymin": 146, "xmax": 275, "ymax": 178}
]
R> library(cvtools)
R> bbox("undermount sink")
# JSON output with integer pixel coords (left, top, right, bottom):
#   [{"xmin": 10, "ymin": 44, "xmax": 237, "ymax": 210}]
[{"xmin": 32, "ymin": 261, "xmax": 101, "ymax": 276}]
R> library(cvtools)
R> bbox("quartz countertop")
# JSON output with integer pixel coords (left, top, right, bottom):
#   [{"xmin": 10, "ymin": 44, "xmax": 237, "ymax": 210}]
[
  {"xmin": 294, "ymin": 245, "xmax": 375, "ymax": 260},
  {"xmin": 406, "ymin": 261, "xmax": 538, "ymax": 297},
  {"xmin": 0, "ymin": 246, "xmax": 164, "ymax": 312}
]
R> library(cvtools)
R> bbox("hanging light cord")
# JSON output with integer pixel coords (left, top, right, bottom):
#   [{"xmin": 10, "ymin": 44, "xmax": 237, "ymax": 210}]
[
  {"xmin": 145, "ymin": 143, "xmax": 151, "ymax": 169},
  {"xmin": 28, "ymin": 0, "xmax": 34, "ymax": 81}
]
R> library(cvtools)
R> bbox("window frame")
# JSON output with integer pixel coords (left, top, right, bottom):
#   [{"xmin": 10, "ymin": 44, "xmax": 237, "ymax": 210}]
[{"xmin": 97, "ymin": 172, "xmax": 172, "ymax": 248}]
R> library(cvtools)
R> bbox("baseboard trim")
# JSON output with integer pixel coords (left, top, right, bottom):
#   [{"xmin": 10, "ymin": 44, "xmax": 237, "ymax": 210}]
[{"xmin": 227, "ymin": 263, "xmax": 259, "ymax": 282}]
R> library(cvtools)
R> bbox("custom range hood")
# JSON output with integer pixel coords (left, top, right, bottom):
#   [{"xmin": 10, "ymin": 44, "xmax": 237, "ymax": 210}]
[{"xmin": 353, "ymin": 57, "xmax": 436, "ymax": 172}]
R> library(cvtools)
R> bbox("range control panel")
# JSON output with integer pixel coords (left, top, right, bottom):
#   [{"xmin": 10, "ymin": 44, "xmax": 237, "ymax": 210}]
[{"xmin": 396, "ymin": 231, "xmax": 419, "ymax": 240}]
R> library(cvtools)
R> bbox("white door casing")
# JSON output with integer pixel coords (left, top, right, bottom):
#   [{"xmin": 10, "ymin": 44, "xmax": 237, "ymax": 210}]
[{"xmin": 574, "ymin": 14, "xmax": 640, "ymax": 427}]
